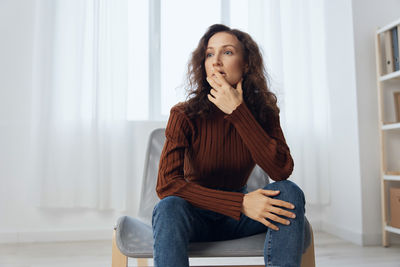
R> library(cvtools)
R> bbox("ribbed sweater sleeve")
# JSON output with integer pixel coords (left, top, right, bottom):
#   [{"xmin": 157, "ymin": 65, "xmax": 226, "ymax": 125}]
[
  {"xmin": 156, "ymin": 106, "xmax": 245, "ymax": 220},
  {"xmin": 224, "ymin": 101, "xmax": 294, "ymax": 181}
]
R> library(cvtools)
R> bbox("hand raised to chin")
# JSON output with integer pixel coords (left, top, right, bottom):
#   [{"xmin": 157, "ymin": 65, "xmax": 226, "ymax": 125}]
[{"xmin": 206, "ymin": 70, "xmax": 243, "ymax": 114}]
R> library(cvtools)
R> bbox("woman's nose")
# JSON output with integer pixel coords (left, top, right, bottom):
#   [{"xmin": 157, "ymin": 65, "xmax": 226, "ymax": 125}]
[
  {"xmin": 211, "ymin": 53, "xmax": 222, "ymax": 66},
  {"xmin": 212, "ymin": 57, "xmax": 222, "ymax": 66}
]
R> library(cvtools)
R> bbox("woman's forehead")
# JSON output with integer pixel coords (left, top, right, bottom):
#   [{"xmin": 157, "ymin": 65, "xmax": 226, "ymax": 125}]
[{"xmin": 207, "ymin": 32, "xmax": 241, "ymax": 48}]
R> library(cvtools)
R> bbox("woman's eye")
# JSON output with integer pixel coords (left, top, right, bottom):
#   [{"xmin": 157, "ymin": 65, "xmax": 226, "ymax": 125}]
[
  {"xmin": 206, "ymin": 51, "xmax": 233, "ymax": 57},
  {"xmin": 206, "ymin": 51, "xmax": 232, "ymax": 58}
]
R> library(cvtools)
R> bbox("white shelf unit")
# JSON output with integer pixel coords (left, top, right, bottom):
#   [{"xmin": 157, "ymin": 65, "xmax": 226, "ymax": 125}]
[
  {"xmin": 375, "ymin": 18, "xmax": 400, "ymax": 247},
  {"xmin": 381, "ymin": 122, "xmax": 400, "ymax": 130},
  {"xmin": 385, "ymin": 225, "xmax": 400, "ymax": 235},
  {"xmin": 379, "ymin": 70, "xmax": 400, "ymax": 81},
  {"xmin": 383, "ymin": 175, "xmax": 400, "ymax": 181}
]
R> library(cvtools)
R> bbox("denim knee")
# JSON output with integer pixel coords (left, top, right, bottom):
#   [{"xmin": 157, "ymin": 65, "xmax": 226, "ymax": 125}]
[
  {"xmin": 153, "ymin": 196, "xmax": 189, "ymax": 218},
  {"xmin": 152, "ymin": 196, "xmax": 195, "ymax": 243},
  {"xmin": 152, "ymin": 196, "xmax": 190, "ymax": 225},
  {"xmin": 265, "ymin": 180, "xmax": 305, "ymax": 209}
]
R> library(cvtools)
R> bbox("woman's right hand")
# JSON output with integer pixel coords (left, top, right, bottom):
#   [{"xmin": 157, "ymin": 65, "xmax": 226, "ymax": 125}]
[{"xmin": 241, "ymin": 189, "xmax": 296, "ymax": 231}]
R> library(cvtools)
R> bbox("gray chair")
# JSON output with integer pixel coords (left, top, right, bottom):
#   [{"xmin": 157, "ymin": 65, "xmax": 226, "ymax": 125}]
[{"xmin": 112, "ymin": 128, "xmax": 315, "ymax": 267}]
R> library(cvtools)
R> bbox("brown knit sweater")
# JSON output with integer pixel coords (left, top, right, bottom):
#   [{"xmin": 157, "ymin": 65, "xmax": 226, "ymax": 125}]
[{"xmin": 156, "ymin": 101, "xmax": 294, "ymax": 220}]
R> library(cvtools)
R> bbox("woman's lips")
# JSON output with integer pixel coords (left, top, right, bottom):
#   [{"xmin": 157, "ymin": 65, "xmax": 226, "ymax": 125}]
[{"xmin": 212, "ymin": 72, "xmax": 226, "ymax": 77}]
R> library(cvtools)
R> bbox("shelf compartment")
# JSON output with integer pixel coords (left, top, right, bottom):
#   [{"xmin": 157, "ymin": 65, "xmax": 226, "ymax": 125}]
[{"xmin": 385, "ymin": 225, "xmax": 400, "ymax": 235}]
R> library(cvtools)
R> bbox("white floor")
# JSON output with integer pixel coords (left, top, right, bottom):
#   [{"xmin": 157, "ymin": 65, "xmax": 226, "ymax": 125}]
[{"xmin": 0, "ymin": 231, "xmax": 399, "ymax": 267}]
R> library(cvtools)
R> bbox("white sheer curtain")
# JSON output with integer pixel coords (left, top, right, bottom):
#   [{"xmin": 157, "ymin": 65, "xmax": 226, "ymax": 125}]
[
  {"xmin": 242, "ymin": 0, "xmax": 331, "ymax": 205},
  {"xmin": 31, "ymin": 0, "xmax": 136, "ymax": 210}
]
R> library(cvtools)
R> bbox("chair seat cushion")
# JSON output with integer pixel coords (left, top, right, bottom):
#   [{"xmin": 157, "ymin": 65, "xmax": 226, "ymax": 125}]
[{"xmin": 115, "ymin": 215, "xmax": 312, "ymax": 258}]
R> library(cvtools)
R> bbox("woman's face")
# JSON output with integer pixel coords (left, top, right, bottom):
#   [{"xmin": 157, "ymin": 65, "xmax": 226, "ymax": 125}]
[{"xmin": 205, "ymin": 32, "xmax": 247, "ymax": 87}]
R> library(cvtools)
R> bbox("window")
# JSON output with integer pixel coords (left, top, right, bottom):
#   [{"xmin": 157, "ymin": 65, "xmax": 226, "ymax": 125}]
[
  {"xmin": 127, "ymin": 0, "xmax": 225, "ymax": 120},
  {"xmin": 160, "ymin": 0, "xmax": 222, "ymax": 117}
]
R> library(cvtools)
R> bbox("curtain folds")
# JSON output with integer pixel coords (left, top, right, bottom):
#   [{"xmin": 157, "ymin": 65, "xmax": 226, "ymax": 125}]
[
  {"xmin": 248, "ymin": 0, "xmax": 331, "ymax": 205},
  {"xmin": 32, "ymin": 0, "xmax": 131, "ymax": 211}
]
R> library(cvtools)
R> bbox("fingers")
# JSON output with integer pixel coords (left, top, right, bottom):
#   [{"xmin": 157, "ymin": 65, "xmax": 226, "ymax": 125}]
[
  {"xmin": 268, "ymin": 206, "xmax": 296, "ymax": 219},
  {"xmin": 206, "ymin": 76, "xmax": 221, "ymax": 88},
  {"xmin": 259, "ymin": 190, "xmax": 295, "ymax": 210},
  {"xmin": 212, "ymin": 69, "xmax": 229, "ymax": 86},
  {"xmin": 207, "ymin": 93, "xmax": 215, "ymax": 103},
  {"xmin": 260, "ymin": 189, "xmax": 295, "ymax": 210},
  {"xmin": 210, "ymin": 88, "xmax": 218, "ymax": 97},
  {"xmin": 270, "ymin": 198, "xmax": 295, "ymax": 210},
  {"xmin": 263, "ymin": 211, "xmax": 291, "ymax": 226},
  {"xmin": 257, "ymin": 208, "xmax": 295, "ymax": 231},
  {"xmin": 260, "ymin": 189, "xmax": 281, "ymax": 196},
  {"xmin": 259, "ymin": 218, "xmax": 279, "ymax": 231}
]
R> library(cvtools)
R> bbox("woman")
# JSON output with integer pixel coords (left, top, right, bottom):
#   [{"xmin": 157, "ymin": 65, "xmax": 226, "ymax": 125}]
[{"xmin": 152, "ymin": 24, "xmax": 306, "ymax": 267}]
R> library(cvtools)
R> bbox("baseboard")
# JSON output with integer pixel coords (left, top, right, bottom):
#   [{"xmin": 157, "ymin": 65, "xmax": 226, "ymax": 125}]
[
  {"xmin": 321, "ymin": 221, "xmax": 363, "ymax": 245},
  {"xmin": 362, "ymin": 231, "xmax": 382, "ymax": 245},
  {"xmin": 0, "ymin": 231, "xmax": 19, "ymax": 244},
  {"xmin": 0, "ymin": 228, "xmax": 111, "ymax": 244},
  {"xmin": 322, "ymin": 221, "xmax": 400, "ymax": 246}
]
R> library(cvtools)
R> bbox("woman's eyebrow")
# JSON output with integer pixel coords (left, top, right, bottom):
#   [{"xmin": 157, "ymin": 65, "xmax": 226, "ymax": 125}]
[{"xmin": 206, "ymin": 44, "xmax": 237, "ymax": 50}]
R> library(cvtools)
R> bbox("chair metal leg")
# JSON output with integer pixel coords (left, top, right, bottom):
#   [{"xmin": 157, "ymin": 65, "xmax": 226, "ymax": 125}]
[
  {"xmin": 301, "ymin": 225, "xmax": 316, "ymax": 267},
  {"xmin": 112, "ymin": 229, "xmax": 128, "ymax": 267}
]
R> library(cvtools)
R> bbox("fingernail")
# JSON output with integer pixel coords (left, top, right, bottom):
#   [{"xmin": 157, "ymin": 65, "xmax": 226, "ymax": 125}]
[
  {"xmin": 291, "ymin": 205, "xmax": 295, "ymax": 209},
  {"xmin": 286, "ymin": 221, "xmax": 290, "ymax": 225},
  {"xmin": 292, "ymin": 214, "xmax": 296, "ymax": 218}
]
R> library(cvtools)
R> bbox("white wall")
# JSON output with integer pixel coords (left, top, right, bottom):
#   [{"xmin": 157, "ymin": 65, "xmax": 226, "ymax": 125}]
[
  {"xmin": 351, "ymin": 0, "xmax": 400, "ymax": 245},
  {"xmin": 0, "ymin": 0, "xmax": 166, "ymax": 243},
  {"xmin": 321, "ymin": 0, "xmax": 364, "ymax": 245}
]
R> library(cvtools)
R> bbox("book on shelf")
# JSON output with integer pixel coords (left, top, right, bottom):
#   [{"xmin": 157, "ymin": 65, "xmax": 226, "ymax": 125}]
[
  {"xmin": 384, "ymin": 30, "xmax": 394, "ymax": 73},
  {"xmin": 392, "ymin": 26, "xmax": 399, "ymax": 71},
  {"xmin": 383, "ymin": 26, "xmax": 400, "ymax": 74}
]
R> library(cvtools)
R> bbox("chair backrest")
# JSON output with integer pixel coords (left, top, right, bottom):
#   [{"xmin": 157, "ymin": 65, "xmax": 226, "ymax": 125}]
[{"xmin": 137, "ymin": 128, "xmax": 269, "ymax": 224}]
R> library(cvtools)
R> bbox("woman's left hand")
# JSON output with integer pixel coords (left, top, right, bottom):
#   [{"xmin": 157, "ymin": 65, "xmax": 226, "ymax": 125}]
[{"xmin": 206, "ymin": 70, "xmax": 243, "ymax": 114}]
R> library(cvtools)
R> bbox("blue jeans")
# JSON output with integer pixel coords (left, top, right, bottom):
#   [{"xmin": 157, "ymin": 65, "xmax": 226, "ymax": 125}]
[{"xmin": 152, "ymin": 180, "xmax": 306, "ymax": 267}]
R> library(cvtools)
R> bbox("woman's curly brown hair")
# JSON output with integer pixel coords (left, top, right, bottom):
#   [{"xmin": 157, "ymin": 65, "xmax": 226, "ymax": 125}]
[{"xmin": 182, "ymin": 24, "xmax": 280, "ymax": 134}]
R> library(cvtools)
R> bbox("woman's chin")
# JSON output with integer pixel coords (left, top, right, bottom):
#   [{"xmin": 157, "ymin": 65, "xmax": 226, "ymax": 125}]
[{"xmin": 229, "ymin": 80, "xmax": 240, "ymax": 88}]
